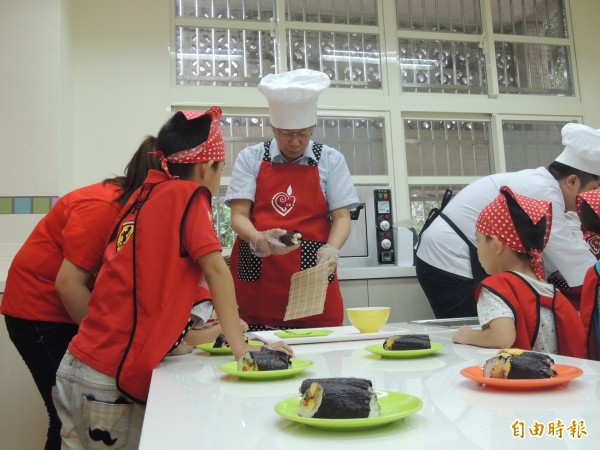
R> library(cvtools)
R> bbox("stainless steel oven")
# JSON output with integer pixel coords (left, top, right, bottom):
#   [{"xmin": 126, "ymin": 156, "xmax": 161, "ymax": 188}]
[{"xmin": 339, "ymin": 185, "xmax": 415, "ymax": 269}]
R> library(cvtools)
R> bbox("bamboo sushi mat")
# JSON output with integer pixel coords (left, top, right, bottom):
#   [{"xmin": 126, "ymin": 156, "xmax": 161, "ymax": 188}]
[{"xmin": 284, "ymin": 261, "xmax": 337, "ymax": 321}]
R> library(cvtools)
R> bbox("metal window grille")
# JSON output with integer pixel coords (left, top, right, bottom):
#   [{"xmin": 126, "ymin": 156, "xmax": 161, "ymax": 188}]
[
  {"xmin": 218, "ymin": 114, "xmax": 387, "ymax": 177},
  {"xmin": 396, "ymin": 0, "xmax": 482, "ymax": 33},
  {"xmin": 495, "ymin": 42, "xmax": 572, "ymax": 95},
  {"xmin": 404, "ymin": 119, "xmax": 492, "ymax": 177},
  {"xmin": 502, "ymin": 120, "xmax": 568, "ymax": 171},
  {"xmin": 491, "ymin": 0, "xmax": 567, "ymax": 37},
  {"xmin": 399, "ymin": 39, "xmax": 487, "ymax": 93}
]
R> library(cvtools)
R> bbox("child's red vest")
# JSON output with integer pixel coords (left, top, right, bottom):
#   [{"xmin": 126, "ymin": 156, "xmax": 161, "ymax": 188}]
[
  {"xmin": 580, "ymin": 262, "xmax": 600, "ymax": 360},
  {"xmin": 476, "ymin": 272, "xmax": 586, "ymax": 358},
  {"xmin": 69, "ymin": 171, "xmax": 215, "ymax": 402}
]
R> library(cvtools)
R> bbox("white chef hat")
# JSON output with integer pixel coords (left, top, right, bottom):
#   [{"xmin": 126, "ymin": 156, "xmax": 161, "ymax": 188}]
[
  {"xmin": 556, "ymin": 123, "xmax": 600, "ymax": 176},
  {"xmin": 258, "ymin": 69, "xmax": 331, "ymax": 130}
]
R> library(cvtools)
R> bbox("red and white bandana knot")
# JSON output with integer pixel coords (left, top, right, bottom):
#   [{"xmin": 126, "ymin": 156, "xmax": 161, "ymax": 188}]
[
  {"xmin": 152, "ymin": 106, "xmax": 225, "ymax": 179},
  {"xmin": 476, "ymin": 186, "xmax": 552, "ymax": 279},
  {"xmin": 577, "ymin": 188, "xmax": 600, "ymax": 256},
  {"xmin": 577, "ymin": 188, "xmax": 600, "ymax": 228}
]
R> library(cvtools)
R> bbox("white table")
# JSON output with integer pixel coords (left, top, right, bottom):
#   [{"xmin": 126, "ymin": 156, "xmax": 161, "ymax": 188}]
[{"xmin": 140, "ymin": 323, "xmax": 600, "ymax": 450}]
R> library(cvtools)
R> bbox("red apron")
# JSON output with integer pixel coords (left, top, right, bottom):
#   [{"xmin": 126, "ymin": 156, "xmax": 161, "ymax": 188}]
[{"xmin": 230, "ymin": 141, "xmax": 344, "ymax": 328}]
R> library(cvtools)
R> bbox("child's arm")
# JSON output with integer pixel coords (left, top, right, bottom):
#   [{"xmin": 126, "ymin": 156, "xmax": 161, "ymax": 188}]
[
  {"xmin": 452, "ymin": 317, "xmax": 516, "ymax": 349},
  {"xmin": 197, "ymin": 251, "xmax": 293, "ymax": 359}
]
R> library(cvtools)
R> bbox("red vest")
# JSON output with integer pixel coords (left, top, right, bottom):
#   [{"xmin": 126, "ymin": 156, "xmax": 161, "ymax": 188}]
[
  {"xmin": 230, "ymin": 142, "xmax": 343, "ymax": 328},
  {"xmin": 580, "ymin": 262, "xmax": 600, "ymax": 360},
  {"xmin": 69, "ymin": 171, "xmax": 213, "ymax": 402},
  {"xmin": 476, "ymin": 272, "xmax": 586, "ymax": 358}
]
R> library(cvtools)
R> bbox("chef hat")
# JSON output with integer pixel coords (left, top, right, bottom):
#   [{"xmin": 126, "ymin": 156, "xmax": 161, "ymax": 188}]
[
  {"xmin": 258, "ymin": 69, "xmax": 331, "ymax": 129},
  {"xmin": 555, "ymin": 123, "xmax": 600, "ymax": 176},
  {"xmin": 476, "ymin": 186, "xmax": 552, "ymax": 279}
]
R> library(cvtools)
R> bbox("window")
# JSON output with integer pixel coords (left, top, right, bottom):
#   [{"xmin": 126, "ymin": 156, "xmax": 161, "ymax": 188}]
[{"xmin": 172, "ymin": 0, "xmax": 582, "ymax": 242}]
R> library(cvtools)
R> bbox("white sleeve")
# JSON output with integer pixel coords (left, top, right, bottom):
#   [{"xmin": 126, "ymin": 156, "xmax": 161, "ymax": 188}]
[{"xmin": 477, "ymin": 287, "xmax": 514, "ymax": 327}]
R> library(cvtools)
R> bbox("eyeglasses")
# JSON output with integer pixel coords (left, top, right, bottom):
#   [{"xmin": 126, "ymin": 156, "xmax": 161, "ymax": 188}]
[{"xmin": 276, "ymin": 128, "xmax": 313, "ymax": 139}]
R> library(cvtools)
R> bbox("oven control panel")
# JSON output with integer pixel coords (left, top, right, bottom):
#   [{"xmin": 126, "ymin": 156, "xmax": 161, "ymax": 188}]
[{"xmin": 373, "ymin": 189, "xmax": 395, "ymax": 264}]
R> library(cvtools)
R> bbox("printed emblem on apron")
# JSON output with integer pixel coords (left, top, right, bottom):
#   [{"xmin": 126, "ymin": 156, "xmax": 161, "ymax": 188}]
[
  {"xmin": 271, "ymin": 185, "xmax": 296, "ymax": 216},
  {"xmin": 116, "ymin": 221, "xmax": 135, "ymax": 252}
]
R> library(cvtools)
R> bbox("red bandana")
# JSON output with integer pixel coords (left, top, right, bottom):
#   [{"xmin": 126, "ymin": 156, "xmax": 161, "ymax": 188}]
[
  {"xmin": 476, "ymin": 186, "xmax": 552, "ymax": 279},
  {"xmin": 576, "ymin": 188, "xmax": 600, "ymax": 258},
  {"xmin": 152, "ymin": 106, "xmax": 225, "ymax": 179}
]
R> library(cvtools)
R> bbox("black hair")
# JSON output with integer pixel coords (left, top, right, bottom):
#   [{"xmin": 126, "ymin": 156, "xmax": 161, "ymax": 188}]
[
  {"xmin": 579, "ymin": 200, "xmax": 600, "ymax": 234},
  {"xmin": 155, "ymin": 111, "xmax": 212, "ymax": 179},
  {"xmin": 104, "ymin": 135, "xmax": 161, "ymax": 206},
  {"xmin": 503, "ymin": 190, "xmax": 548, "ymax": 252},
  {"xmin": 548, "ymin": 161, "xmax": 599, "ymax": 187}
]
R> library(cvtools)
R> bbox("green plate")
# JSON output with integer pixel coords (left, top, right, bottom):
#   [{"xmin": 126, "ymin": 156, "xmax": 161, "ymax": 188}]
[
  {"xmin": 274, "ymin": 329, "xmax": 333, "ymax": 339},
  {"xmin": 219, "ymin": 359, "xmax": 313, "ymax": 380},
  {"xmin": 196, "ymin": 340, "xmax": 263, "ymax": 355},
  {"xmin": 364, "ymin": 342, "xmax": 444, "ymax": 359},
  {"xmin": 274, "ymin": 391, "xmax": 423, "ymax": 431}
]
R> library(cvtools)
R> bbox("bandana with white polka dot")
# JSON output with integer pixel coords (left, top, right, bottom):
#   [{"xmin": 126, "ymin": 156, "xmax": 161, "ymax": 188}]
[
  {"xmin": 154, "ymin": 106, "xmax": 225, "ymax": 179},
  {"xmin": 577, "ymin": 188, "xmax": 600, "ymax": 244},
  {"xmin": 476, "ymin": 186, "xmax": 552, "ymax": 279}
]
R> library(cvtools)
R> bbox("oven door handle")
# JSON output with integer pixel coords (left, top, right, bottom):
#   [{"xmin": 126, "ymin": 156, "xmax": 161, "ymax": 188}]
[{"xmin": 350, "ymin": 203, "xmax": 365, "ymax": 220}]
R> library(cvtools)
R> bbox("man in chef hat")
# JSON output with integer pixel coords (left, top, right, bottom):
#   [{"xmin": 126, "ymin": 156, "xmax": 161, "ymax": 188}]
[
  {"xmin": 415, "ymin": 122, "xmax": 600, "ymax": 318},
  {"xmin": 226, "ymin": 69, "xmax": 360, "ymax": 331}
]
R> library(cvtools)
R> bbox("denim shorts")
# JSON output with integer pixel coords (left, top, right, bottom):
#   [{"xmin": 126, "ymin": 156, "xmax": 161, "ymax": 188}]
[{"xmin": 52, "ymin": 350, "xmax": 145, "ymax": 450}]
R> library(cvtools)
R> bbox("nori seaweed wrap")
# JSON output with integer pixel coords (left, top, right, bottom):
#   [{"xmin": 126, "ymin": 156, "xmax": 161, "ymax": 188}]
[
  {"xmin": 299, "ymin": 377, "xmax": 373, "ymax": 395},
  {"xmin": 237, "ymin": 347, "xmax": 291, "ymax": 371},
  {"xmin": 483, "ymin": 348, "xmax": 556, "ymax": 379},
  {"xmin": 213, "ymin": 333, "xmax": 248, "ymax": 348},
  {"xmin": 298, "ymin": 381, "xmax": 381, "ymax": 419},
  {"xmin": 279, "ymin": 231, "xmax": 303, "ymax": 246},
  {"xmin": 383, "ymin": 334, "xmax": 431, "ymax": 351}
]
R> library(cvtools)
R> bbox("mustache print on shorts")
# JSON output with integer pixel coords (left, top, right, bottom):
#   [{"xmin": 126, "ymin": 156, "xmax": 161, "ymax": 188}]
[{"xmin": 88, "ymin": 428, "xmax": 118, "ymax": 446}]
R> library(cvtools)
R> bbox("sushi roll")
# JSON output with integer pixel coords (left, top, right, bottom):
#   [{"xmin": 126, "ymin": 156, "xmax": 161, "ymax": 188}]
[
  {"xmin": 483, "ymin": 348, "xmax": 556, "ymax": 379},
  {"xmin": 237, "ymin": 347, "xmax": 291, "ymax": 372},
  {"xmin": 383, "ymin": 334, "xmax": 431, "ymax": 351},
  {"xmin": 299, "ymin": 377, "xmax": 373, "ymax": 395},
  {"xmin": 298, "ymin": 381, "xmax": 381, "ymax": 419},
  {"xmin": 279, "ymin": 231, "xmax": 303, "ymax": 246},
  {"xmin": 213, "ymin": 333, "xmax": 248, "ymax": 348}
]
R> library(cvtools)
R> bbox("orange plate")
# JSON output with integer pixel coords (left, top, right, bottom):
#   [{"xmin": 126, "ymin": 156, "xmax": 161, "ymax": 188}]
[{"xmin": 460, "ymin": 364, "xmax": 583, "ymax": 390}]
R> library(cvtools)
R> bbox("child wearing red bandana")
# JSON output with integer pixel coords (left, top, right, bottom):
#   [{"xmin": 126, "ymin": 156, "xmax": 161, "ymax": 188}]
[
  {"xmin": 453, "ymin": 186, "xmax": 586, "ymax": 357},
  {"xmin": 52, "ymin": 108, "xmax": 292, "ymax": 449},
  {"xmin": 577, "ymin": 188, "xmax": 600, "ymax": 359}
]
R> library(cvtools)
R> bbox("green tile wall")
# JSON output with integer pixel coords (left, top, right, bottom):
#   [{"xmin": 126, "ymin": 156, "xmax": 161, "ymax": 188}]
[{"xmin": 0, "ymin": 197, "xmax": 58, "ymax": 214}]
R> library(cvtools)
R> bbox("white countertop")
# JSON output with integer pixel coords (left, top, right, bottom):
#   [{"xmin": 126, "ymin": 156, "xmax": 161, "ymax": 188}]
[{"xmin": 140, "ymin": 323, "xmax": 599, "ymax": 450}]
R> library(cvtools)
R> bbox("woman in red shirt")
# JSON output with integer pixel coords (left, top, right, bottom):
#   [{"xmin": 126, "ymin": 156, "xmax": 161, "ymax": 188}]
[{"xmin": 1, "ymin": 137, "xmax": 158, "ymax": 450}]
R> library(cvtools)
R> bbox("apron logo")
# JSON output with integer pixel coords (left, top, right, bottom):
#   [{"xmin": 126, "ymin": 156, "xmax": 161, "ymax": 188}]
[
  {"xmin": 271, "ymin": 185, "xmax": 296, "ymax": 217},
  {"xmin": 116, "ymin": 221, "xmax": 135, "ymax": 252}
]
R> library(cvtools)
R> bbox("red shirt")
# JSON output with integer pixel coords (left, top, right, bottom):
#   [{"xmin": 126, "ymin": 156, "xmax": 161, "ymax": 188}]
[
  {"xmin": 1, "ymin": 182, "xmax": 122, "ymax": 323},
  {"xmin": 69, "ymin": 170, "xmax": 221, "ymax": 402}
]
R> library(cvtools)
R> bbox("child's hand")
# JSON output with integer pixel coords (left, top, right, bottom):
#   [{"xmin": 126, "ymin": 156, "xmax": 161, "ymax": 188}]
[
  {"xmin": 168, "ymin": 340, "xmax": 194, "ymax": 356},
  {"xmin": 265, "ymin": 341, "xmax": 294, "ymax": 356},
  {"xmin": 239, "ymin": 319, "xmax": 249, "ymax": 333},
  {"xmin": 452, "ymin": 325, "xmax": 473, "ymax": 344}
]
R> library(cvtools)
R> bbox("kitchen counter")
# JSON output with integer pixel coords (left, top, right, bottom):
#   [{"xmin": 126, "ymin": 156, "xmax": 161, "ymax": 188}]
[{"xmin": 140, "ymin": 323, "xmax": 599, "ymax": 450}]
